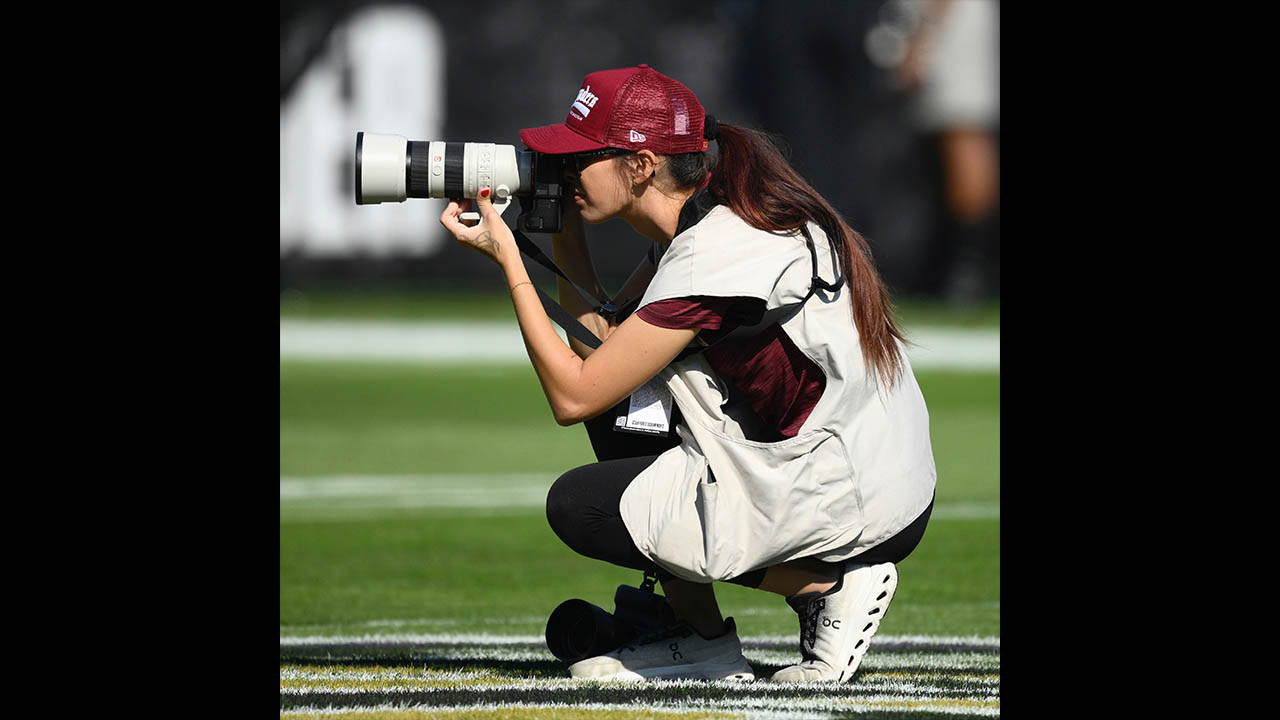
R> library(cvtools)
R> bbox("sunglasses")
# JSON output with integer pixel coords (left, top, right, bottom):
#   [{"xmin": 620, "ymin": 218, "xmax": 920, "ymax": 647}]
[{"xmin": 568, "ymin": 148, "xmax": 631, "ymax": 174}]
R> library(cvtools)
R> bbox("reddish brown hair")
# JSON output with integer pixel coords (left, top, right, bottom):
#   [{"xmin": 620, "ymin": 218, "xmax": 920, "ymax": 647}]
[{"xmin": 706, "ymin": 123, "xmax": 907, "ymax": 386}]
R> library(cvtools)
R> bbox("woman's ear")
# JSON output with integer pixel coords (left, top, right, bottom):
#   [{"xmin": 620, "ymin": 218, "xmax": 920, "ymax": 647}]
[{"xmin": 632, "ymin": 150, "xmax": 658, "ymax": 185}]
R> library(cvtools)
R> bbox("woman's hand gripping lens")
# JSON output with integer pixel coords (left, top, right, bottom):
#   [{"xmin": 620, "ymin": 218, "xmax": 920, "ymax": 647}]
[{"xmin": 439, "ymin": 186, "xmax": 517, "ymax": 266}]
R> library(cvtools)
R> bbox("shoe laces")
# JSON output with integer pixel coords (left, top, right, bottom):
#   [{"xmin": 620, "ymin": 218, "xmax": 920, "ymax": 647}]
[
  {"xmin": 619, "ymin": 622, "xmax": 694, "ymax": 653},
  {"xmin": 797, "ymin": 597, "xmax": 825, "ymax": 659}
]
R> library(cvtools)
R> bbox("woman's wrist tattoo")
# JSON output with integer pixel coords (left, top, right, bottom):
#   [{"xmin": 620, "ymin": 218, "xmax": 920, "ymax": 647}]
[{"xmin": 474, "ymin": 231, "xmax": 498, "ymax": 256}]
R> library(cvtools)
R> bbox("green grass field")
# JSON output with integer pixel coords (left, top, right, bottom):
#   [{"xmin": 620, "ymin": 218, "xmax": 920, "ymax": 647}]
[{"xmin": 280, "ymin": 292, "xmax": 999, "ymax": 718}]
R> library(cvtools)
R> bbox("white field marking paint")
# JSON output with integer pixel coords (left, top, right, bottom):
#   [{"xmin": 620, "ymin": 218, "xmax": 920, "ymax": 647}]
[
  {"xmin": 279, "ymin": 633, "xmax": 1000, "ymax": 716},
  {"xmin": 279, "ymin": 473, "xmax": 554, "ymax": 523},
  {"xmin": 279, "ymin": 666, "xmax": 1001, "ymax": 684},
  {"xmin": 279, "ymin": 651, "xmax": 1000, "ymax": 717},
  {"xmin": 279, "ymin": 319, "xmax": 999, "ymax": 371},
  {"xmin": 280, "ymin": 505, "xmax": 542, "ymax": 524},
  {"xmin": 901, "ymin": 326, "xmax": 1000, "ymax": 371},
  {"xmin": 281, "ymin": 688, "xmax": 1001, "ymax": 710},
  {"xmin": 747, "ymin": 650, "xmax": 1000, "ymax": 670},
  {"xmin": 280, "ymin": 632, "xmax": 547, "ymax": 645},
  {"xmin": 281, "ymin": 686, "xmax": 1000, "ymax": 704},
  {"xmin": 280, "ymin": 474, "xmax": 998, "ymax": 520},
  {"xmin": 282, "ymin": 706, "xmax": 988, "ymax": 720},
  {"xmin": 279, "ymin": 319, "xmax": 566, "ymax": 364},
  {"xmin": 352, "ymin": 615, "xmax": 546, "ymax": 627},
  {"xmin": 745, "ymin": 634, "xmax": 999, "ymax": 649},
  {"xmin": 280, "ymin": 690, "xmax": 999, "ymax": 717},
  {"xmin": 279, "ymin": 670, "xmax": 1001, "ymax": 690},
  {"xmin": 280, "ymin": 667, "xmax": 507, "ymax": 681},
  {"xmin": 279, "ymin": 632, "xmax": 998, "ymax": 648},
  {"xmin": 280, "ymin": 615, "xmax": 548, "ymax": 631},
  {"xmin": 280, "ymin": 646, "xmax": 999, "ymax": 674},
  {"xmin": 278, "ymin": 473, "xmax": 555, "ymax": 498},
  {"xmin": 281, "ymin": 703, "xmax": 833, "ymax": 719},
  {"xmin": 280, "ymin": 707, "xmax": 893, "ymax": 720},
  {"xmin": 281, "ymin": 662, "xmax": 999, "ymax": 684},
  {"xmin": 279, "ymin": 473, "xmax": 554, "ymax": 508}
]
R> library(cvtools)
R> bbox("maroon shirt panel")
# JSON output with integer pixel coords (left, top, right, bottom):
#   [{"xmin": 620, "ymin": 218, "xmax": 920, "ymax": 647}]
[{"xmin": 636, "ymin": 296, "xmax": 826, "ymax": 440}]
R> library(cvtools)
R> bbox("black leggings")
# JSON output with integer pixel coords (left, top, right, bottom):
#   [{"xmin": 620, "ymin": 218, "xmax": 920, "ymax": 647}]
[{"xmin": 545, "ymin": 400, "xmax": 932, "ymax": 588}]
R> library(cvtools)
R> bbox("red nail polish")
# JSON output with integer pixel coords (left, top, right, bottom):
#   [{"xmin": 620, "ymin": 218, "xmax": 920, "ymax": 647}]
[{"xmin": 480, "ymin": 187, "xmax": 490, "ymax": 198}]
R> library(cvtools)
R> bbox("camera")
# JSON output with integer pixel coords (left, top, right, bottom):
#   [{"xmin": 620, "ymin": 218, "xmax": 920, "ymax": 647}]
[
  {"xmin": 354, "ymin": 132, "xmax": 567, "ymax": 233},
  {"xmin": 544, "ymin": 583, "xmax": 677, "ymax": 664}
]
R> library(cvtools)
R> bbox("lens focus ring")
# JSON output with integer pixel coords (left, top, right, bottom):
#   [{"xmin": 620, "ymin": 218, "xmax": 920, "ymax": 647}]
[{"xmin": 406, "ymin": 141, "xmax": 434, "ymax": 199}]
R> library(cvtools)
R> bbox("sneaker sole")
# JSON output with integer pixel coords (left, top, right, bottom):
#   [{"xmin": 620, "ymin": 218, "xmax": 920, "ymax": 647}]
[
  {"xmin": 769, "ymin": 561, "xmax": 900, "ymax": 684},
  {"xmin": 834, "ymin": 561, "xmax": 898, "ymax": 682},
  {"xmin": 582, "ymin": 658, "xmax": 756, "ymax": 683}
]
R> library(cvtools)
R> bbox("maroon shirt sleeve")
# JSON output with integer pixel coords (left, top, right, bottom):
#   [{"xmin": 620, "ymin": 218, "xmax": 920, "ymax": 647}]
[{"xmin": 635, "ymin": 296, "xmax": 759, "ymax": 332}]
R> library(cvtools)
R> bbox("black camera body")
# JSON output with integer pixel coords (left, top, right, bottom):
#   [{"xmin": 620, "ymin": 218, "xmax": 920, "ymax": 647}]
[
  {"xmin": 354, "ymin": 132, "xmax": 567, "ymax": 234},
  {"xmin": 515, "ymin": 150, "xmax": 566, "ymax": 234},
  {"xmin": 544, "ymin": 583, "xmax": 677, "ymax": 664}
]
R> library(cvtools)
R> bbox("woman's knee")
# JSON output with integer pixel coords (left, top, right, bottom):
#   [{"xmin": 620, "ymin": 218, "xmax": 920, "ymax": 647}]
[{"xmin": 545, "ymin": 466, "xmax": 590, "ymax": 546}]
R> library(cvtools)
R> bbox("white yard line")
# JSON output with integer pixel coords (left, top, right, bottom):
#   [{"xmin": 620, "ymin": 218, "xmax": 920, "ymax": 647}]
[
  {"xmin": 279, "ymin": 319, "xmax": 999, "ymax": 370},
  {"xmin": 279, "ymin": 632, "xmax": 1000, "ymax": 718},
  {"xmin": 283, "ymin": 703, "xmax": 996, "ymax": 720},
  {"xmin": 278, "ymin": 632, "xmax": 999, "ymax": 648},
  {"xmin": 279, "ymin": 319, "xmax": 545, "ymax": 364},
  {"xmin": 280, "ymin": 474, "xmax": 998, "ymax": 520},
  {"xmin": 281, "ymin": 703, "xmax": 883, "ymax": 720}
]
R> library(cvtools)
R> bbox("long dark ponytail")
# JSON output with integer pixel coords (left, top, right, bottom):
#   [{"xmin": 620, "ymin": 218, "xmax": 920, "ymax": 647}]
[{"xmin": 669, "ymin": 123, "xmax": 907, "ymax": 387}]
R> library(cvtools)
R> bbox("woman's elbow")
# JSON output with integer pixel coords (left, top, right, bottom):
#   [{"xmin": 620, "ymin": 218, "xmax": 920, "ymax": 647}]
[
  {"xmin": 552, "ymin": 396, "xmax": 609, "ymax": 426},
  {"xmin": 552, "ymin": 408, "xmax": 580, "ymax": 427},
  {"xmin": 551, "ymin": 400, "xmax": 588, "ymax": 427}
]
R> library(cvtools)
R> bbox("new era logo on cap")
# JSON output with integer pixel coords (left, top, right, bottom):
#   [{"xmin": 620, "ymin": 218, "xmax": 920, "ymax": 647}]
[{"xmin": 629, "ymin": 130, "xmax": 646, "ymax": 143}]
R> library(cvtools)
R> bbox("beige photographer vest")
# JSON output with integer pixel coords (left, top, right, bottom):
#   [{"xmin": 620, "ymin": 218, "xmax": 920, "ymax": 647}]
[{"xmin": 619, "ymin": 205, "xmax": 937, "ymax": 583}]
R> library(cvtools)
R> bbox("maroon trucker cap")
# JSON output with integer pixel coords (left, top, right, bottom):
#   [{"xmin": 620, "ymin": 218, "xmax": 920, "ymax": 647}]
[{"xmin": 520, "ymin": 64, "xmax": 708, "ymax": 156}]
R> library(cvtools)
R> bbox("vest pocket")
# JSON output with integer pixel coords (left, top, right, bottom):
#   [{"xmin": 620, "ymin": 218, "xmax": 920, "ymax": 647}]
[
  {"xmin": 701, "ymin": 427, "xmax": 862, "ymax": 567},
  {"xmin": 633, "ymin": 445, "xmax": 728, "ymax": 582},
  {"xmin": 695, "ymin": 467, "xmax": 720, "ymax": 574},
  {"xmin": 809, "ymin": 431, "xmax": 862, "ymax": 528}
]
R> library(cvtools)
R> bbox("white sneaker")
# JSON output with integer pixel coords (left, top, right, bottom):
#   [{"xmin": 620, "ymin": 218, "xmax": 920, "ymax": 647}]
[
  {"xmin": 771, "ymin": 562, "xmax": 898, "ymax": 683},
  {"xmin": 568, "ymin": 617, "xmax": 755, "ymax": 682}
]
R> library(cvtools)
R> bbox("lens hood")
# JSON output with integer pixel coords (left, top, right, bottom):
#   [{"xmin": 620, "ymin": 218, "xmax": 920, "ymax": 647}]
[
  {"xmin": 544, "ymin": 598, "xmax": 634, "ymax": 664},
  {"xmin": 543, "ymin": 585, "xmax": 678, "ymax": 664}
]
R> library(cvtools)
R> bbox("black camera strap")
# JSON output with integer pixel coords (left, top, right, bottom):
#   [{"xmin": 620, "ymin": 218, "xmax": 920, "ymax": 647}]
[
  {"xmin": 512, "ymin": 225, "xmax": 844, "ymax": 359},
  {"xmin": 514, "ymin": 228, "xmax": 647, "ymax": 351},
  {"xmin": 514, "ymin": 229, "xmax": 618, "ymax": 318},
  {"xmin": 531, "ymin": 284, "xmax": 603, "ymax": 350}
]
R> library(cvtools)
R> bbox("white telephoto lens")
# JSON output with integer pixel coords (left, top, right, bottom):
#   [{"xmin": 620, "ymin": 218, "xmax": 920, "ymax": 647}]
[
  {"xmin": 433, "ymin": 142, "xmax": 522, "ymax": 199},
  {"xmin": 355, "ymin": 134, "xmax": 529, "ymax": 205}
]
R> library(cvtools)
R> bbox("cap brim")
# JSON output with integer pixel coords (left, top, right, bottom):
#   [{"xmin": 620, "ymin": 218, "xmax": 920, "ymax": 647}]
[{"xmin": 519, "ymin": 123, "xmax": 610, "ymax": 154}]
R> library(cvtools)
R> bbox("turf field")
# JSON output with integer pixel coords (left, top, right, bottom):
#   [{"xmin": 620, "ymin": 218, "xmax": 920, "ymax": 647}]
[{"xmin": 280, "ymin": 291, "xmax": 1000, "ymax": 718}]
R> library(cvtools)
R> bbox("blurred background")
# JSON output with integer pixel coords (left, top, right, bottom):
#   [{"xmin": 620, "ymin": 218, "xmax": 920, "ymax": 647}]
[{"xmin": 280, "ymin": 0, "xmax": 999, "ymax": 305}]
